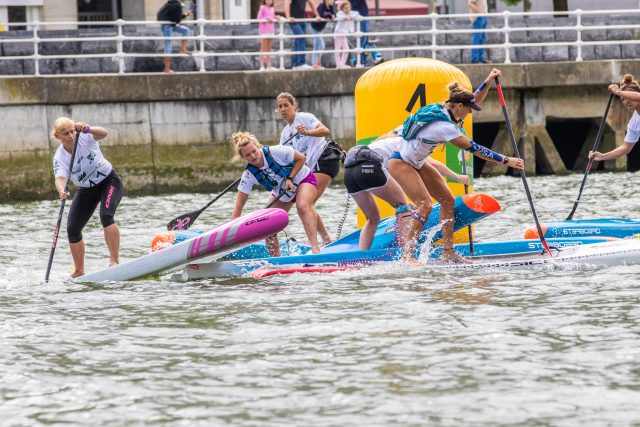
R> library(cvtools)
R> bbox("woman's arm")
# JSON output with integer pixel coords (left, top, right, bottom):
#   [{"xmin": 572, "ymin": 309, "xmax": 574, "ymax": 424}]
[
  {"xmin": 426, "ymin": 157, "xmax": 470, "ymax": 185},
  {"xmin": 449, "ymin": 135, "xmax": 524, "ymax": 170},
  {"xmin": 474, "ymin": 68, "xmax": 501, "ymax": 105},
  {"xmin": 55, "ymin": 176, "xmax": 70, "ymax": 200},
  {"xmin": 75, "ymin": 122, "xmax": 108, "ymax": 141},
  {"xmin": 590, "ymin": 141, "xmax": 634, "ymax": 161},
  {"xmin": 283, "ymin": 151, "xmax": 307, "ymax": 192},
  {"xmin": 306, "ymin": 0, "xmax": 321, "ymax": 18},
  {"xmin": 231, "ymin": 191, "xmax": 249, "ymax": 219},
  {"xmin": 295, "ymin": 122, "xmax": 331, "ymax": 138},
  {"xmin": 609, "ymin": 83, "xmax": 640, "ymax": 102}
]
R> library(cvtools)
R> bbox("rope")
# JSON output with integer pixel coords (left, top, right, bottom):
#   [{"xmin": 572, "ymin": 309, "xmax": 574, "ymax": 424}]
[{"xmin": 335, "ymin": 194, "xmax": 351, "ymax": 240}]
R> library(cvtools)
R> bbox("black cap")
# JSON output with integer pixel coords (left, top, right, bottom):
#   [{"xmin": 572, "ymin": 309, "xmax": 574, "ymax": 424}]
[{"xmin": 448, "ymin": 92, "xmax": 482, "ymax": 111}]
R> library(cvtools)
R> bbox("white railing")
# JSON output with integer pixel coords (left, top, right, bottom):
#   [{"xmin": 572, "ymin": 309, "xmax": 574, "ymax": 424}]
[{"xmin": 1, "ymin": 8, "xmax": 639, "ymax": 76}]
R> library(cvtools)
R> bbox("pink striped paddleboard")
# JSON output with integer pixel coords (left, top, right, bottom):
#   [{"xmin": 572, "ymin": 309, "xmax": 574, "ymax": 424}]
[{"xmin": 77, "ymin": 208, "xmax": 289, "ymax": 283}]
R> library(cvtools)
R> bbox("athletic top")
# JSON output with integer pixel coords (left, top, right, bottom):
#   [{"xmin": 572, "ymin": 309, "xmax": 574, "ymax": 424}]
[
  {"xmin": 53, "ymin": 133, "xmax": 113, "ymax": 188},
  {"xmin": 369, "ymin": 137, "xmax": 401, "ymax": 167},
  {"xmin": 625, "ymin": 111, "xmax": 640, "ymax": 143},
  {"xmin": 397, "ymin": 105, "xmax": 463, "ymax": 169},
  {"xmin": 280, "ymin": 112, "xmax": 327, "ymax": 169},
  {"xmin": 238, "ymin": 145, "xmax": 311, "ymax": 203}
]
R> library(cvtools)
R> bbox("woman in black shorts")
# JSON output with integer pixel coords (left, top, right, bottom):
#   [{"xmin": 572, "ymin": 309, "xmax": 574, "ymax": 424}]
[
  {"xmin": 343, "ymin": 145, "xmax": 412, "ymax": 251},
  {"xmin": 51, "ymin": 117, "xmax": 123, "ymax": 278},
  {"xmin": 276, "ymin": 92, "xmax": 343, "ymax": 245}
]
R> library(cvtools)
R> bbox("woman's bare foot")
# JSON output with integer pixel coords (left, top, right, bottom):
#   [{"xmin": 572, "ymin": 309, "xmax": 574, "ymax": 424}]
[
  {"xmin": 70, "ymin": 270, "xmax": 85, "ymax": 278},
  {"xmin": 163, "ymin": 69, "xmax": 175, "ymax": 74},
  {"xmin": 109, "ymin": 261, "xmax": 119, "ymax": 267},
  {"xmin": 401, "ymin": 256, "xmax": 422, "ymax": 266},
  {"xmin": 442, "ymin": 249, "xmax": 471, "ymax": 264}
]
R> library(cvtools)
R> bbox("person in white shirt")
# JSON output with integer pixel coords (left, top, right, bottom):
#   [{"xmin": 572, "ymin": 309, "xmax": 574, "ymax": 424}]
[
  {"xmin": 277, "ymin": 92, "xmax": 341, "ymax": 246},
  {"xmin": 232, "ymin": 131, "xmax": 321, "ymax": 256},
  {"xmin": 590, "ymin": 74, "xmax": 640, "ymax": 161},
  {"xmin": 388, "ymin": 68, "xmax": 524, "ymax": 264},
  {"xmin": 333, "ymin": 1, "xmax": 359, "ymax": 68},
  {"xmin": 51, "ymin": 117, "xmax": 123, "ymax": 278}
]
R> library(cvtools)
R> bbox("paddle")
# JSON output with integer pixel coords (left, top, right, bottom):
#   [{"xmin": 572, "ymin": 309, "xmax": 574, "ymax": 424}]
[
  {"xmin": 167, "ymin": 132, "xmax": 300, "ymax": 231},
  {"xmin": 45, "ymin": 129, "xmax": 81, "ymax": 282},
  {"xmin": 495, "ymin": 77, "xmax": 553, "ymax": 257},
  {"xmin": 167, "ymin": 177, "xmax": 241, "ymax": 231},
  {"xmin": 566, "ymin": 92, "xmax": 615, "ymax": 221},
  {"xmin": 460, "ymin": 149, "xmax": 475, "ymax": 256}
]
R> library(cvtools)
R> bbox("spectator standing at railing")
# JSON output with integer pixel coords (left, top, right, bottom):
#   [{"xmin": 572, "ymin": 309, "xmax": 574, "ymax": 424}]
[
  {"xmin": 285, "ymin": 0, "xmax": 321, "ymax": 70},
  {"xmin": 157, "ymin": 0, "xmax": 193, "ymax": 74},
  {"xmin": 334, "ymin": 1, "xmax": 359, "ymax": 69},
  {"xmin": 310, "ymin": 0, "xmax": 336, "ymax": 70},
  {"xmin": 348, "ymin": 0, "xmax": 369, "ymax": 64},
  {"xmin": 258, "ymin": 0, "xmax": 280, "ymax": 71},
  {"xmin": 468, "ymin": 0, "xmax": 489, "ymax": 64}
]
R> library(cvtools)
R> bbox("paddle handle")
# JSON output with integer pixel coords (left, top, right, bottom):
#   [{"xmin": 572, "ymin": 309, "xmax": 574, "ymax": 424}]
[
  {"xmin": 495, "ymin": 77, "xmax": 552, "ymax": 257},
  {"xmin": 45, "ymin": 130, "xmax": 81, "ymax": 282},
  {"xmin": 203, "ymin": 177, "xmax": 241, "ymax": 210},
  {"xmin": 566, "ymin": 92, "xmax": 615, "ymax": 220}
]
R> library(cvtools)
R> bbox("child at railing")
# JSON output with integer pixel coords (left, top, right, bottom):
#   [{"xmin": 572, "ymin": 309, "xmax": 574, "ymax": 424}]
[
  {"xmin": 257, "ymin": 0, "xmax": 279, "ymax": 71},
  {"xmin": 334, "ymin": 1, "xmax": 359, "ymax": 69}
]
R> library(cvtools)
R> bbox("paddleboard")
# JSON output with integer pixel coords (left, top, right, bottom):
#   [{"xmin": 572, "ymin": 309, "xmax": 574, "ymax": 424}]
[
  {"xmin": 173, "ymin": 236, "xmax": 614, "ymax": 280},
  {"xmin": 239, "ymin": 238, "xmax": 640, "ymax": 277},
  {"xmin": 524, "ymin": 218, "xmax": 640, "ymax": 239},
  {"xmin": 77, "ymin": 208, "xmax": 289, "ymax": 283}
]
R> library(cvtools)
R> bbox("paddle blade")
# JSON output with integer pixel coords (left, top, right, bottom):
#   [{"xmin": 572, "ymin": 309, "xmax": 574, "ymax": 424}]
[{"xmin": 167, "ymin": 209, "xmax": 202, "ymax": 231}]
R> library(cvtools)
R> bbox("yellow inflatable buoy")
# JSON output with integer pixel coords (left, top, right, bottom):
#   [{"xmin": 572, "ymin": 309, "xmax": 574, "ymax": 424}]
[{"xmin": 354, "ymin": 58, "xmax": 474, "ymax": 242}]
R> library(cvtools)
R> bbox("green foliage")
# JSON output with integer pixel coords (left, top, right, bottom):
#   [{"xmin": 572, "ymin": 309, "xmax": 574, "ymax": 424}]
[{"xmin": 502, "ymin": 0, "xmax": 522, "ymax": 5}]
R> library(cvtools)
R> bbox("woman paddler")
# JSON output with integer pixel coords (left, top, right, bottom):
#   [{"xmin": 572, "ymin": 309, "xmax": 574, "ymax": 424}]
[
  {"xmin": 590, "ymin": 74, "xmax": 640, "ymax": 161},
  {"xmin": 387, "ymin": 68, "xmax": 525, "ymax": 264},
  {"xmin": 51, "ymin": 117, "xmax": 123, "ymax": 278},
  {"xmin": 231, "ymin": 131, "xmax": 321, "ymax": 256}
]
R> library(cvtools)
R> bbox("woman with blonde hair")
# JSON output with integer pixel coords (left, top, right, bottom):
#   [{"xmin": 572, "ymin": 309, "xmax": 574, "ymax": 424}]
[
  {"xmin": 590, "ymin": 74, "xmax": 640, "ymax": 161},
  {"xmin": 388, "ymin": 68, "xmax": 524, "ymax": 263},
  {"xmin": 51, "ymin": 117, "xmax": 123, "ymax": 278},
  {"xmin": 231, "ymin": 131, "xmax": 321, "ymax": 256}
]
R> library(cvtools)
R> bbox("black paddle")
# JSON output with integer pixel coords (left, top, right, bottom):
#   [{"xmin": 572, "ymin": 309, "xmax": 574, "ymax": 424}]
[
  {"xmin": 167, "ymin": 132, "xmax": 300, "ymax": 231},
  {"xmin": 460, "ymin": 149, "xmax": 475, "ymax": 256},
  {"xmin": 45, "ymin": 129, "xmax": 81, "ymax": 282},
  {"xmin": 566, "ymin": 92, "xmax": 615, "ymax": 221},
  {"xmin": 495, "ymin": 77, "xmax": 553, "ymax": 257},
  {"xmin": 167, "ymin": 177, "xmax": 241, "ymax": 231}
]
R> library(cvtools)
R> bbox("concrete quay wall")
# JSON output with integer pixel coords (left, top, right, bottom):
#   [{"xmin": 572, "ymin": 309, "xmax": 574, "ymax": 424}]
[{"xmin": 1, "ymin": 59, "xmax": 639, "ymax": 202}]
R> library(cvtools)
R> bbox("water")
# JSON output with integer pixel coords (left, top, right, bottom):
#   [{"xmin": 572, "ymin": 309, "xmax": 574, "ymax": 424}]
[{"xmin": 2, "ymin": 173, "xmax": 640, "ymax": 426}]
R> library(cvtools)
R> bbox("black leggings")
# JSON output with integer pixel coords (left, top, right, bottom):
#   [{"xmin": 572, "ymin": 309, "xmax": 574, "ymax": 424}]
[{"xmin": 67, "ymin": 171, "xmax": 124, "ymax": 243}]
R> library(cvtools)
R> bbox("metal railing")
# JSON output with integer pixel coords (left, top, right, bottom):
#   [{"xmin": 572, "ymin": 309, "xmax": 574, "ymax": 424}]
[{"xmin": 0, "ymin": 8, "xmax": 639, "ymax": 76}]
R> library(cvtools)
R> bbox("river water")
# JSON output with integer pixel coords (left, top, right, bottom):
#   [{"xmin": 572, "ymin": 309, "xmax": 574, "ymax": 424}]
[{"xmin": 1, "ymin": 173, "xmax": 639, "ymax": 426}]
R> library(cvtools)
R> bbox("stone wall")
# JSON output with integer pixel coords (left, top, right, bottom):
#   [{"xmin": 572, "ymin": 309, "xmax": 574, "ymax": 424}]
[{"xmin": 1, "ymin": 60, "xmax": 639, "ymax": 202}]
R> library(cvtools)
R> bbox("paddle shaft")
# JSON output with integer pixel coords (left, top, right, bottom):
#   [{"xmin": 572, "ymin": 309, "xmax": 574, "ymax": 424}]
[
  {"xmin": 45, "ymin": 130, "xmax": 81, "ymax": 282},
  {"xmin": 495, "ymin": 77, "xmax": 552, "ymax": 257},
  {"xmin": 460, "ymin": 149, "xmax": 475, "ymax": 256},
  {"xmin": 566, "ymin": 92, "xmax": 615, "ymax": 221}
]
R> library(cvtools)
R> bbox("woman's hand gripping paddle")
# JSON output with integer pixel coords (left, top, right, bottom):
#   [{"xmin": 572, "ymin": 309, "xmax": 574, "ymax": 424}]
[{"xmin": 495, "ymin": 77, "xmax": 553, "ymax": 257}]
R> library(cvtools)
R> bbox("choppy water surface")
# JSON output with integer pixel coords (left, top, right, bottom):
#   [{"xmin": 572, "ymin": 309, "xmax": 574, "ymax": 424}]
[{"xmin": 1, "ymin": 173, "xmax": 639, "ymax": 426}]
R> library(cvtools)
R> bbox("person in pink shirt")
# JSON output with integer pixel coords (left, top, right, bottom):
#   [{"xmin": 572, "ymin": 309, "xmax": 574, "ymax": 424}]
[{"xmin": 257, "ymin": 0, "xmax": 279, "ymax": 71}]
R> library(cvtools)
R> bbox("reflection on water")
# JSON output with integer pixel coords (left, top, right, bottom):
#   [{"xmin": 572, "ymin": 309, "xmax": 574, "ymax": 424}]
[{"xmin": 1, "ymin": 173, "xmax": 640, "ymax": 426}]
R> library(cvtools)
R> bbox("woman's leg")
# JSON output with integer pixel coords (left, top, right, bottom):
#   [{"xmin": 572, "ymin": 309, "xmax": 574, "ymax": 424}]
[
  {"xmin": 369, "ymin": 176, "xmax": 411, "ymax": 248},
  {"xmin": 265, "ymin": 200, "xmax": 294, "ymax": 257},
  {"xmin": 67, "ymin": 188, "xmax": 100, "ymax": 277},
  {"xmin": 294, "ymin": 183, "xmax": 320, "ymax": 253},
  {"xmin": 388, "ymin": 159, "xmax": 432, "ymax": 262},
  {"xmin": 351, "ymin": 192, "xmax": 380, "ymax": 250},
  {"xmin": 418, "ymin": 163, "xmax": 468, "ymax": 263},
  {"xmin": 314, "ymin": 172, "xmax": 333, "ymax": 245}
]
